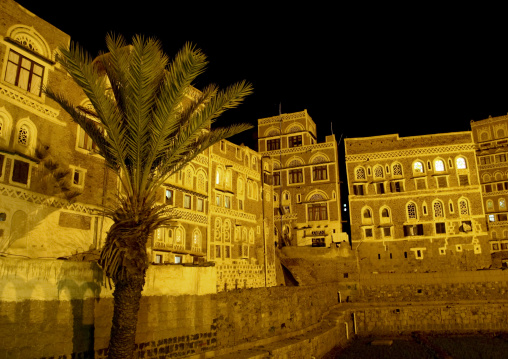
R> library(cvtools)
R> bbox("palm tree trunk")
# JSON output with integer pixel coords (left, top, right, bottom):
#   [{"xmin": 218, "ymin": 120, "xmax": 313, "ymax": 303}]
[{"xmin": 107, "ymin": 274, "xmax": 145, "ymax": 359}]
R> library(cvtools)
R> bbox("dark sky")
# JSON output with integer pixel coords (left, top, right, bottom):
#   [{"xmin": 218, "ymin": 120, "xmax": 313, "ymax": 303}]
[{"xmin": 15, "ymin": 1, "xmax": 508, "ymax": 150}]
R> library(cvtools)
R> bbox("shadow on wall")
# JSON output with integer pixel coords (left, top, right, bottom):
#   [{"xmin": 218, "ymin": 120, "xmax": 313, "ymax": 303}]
[{"xmin": 0, "ymin": 260, "xmax": 102, "ymax": 357}]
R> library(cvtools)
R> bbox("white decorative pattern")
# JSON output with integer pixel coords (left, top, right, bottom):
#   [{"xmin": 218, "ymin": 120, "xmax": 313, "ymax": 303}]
[
  {"xmin": 346, "ymin": 144, "xmax": 475, "ymax": 162},
  {"xmin": 0, "ymin": 84, "xmax": 63, "ymax": 125},
  {"xmin": 258, "ymin": 111, "xmax": 307, "ymax": 125},
  {"xmin": 165, "ymin": 207, "xmax": 208, "ymax": 224},
  {"xmin": 211, "ymin": 205, "xmax": 257, "ymax": 222},
  {"xmin": 211, "ymin": 154, "xmax": 260, "ymax": 180},
  {"xmin": 262, "ymin": 141, "xmax": 335, "ymax": 156}
]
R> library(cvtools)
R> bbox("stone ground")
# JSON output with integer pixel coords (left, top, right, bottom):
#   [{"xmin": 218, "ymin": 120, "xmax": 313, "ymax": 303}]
[{"xmin": 323, "ymin": 332, "xmax": 508, "ymax": 359}]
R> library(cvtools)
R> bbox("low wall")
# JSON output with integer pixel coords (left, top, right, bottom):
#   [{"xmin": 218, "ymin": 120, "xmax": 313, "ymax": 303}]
[
  {"xmin": 354, "ymin": 301, "xmax": 508, "ymax": 334},
  {"xmin": 0, "ymin": 257, "xmax": 339, "ymax": 359}
]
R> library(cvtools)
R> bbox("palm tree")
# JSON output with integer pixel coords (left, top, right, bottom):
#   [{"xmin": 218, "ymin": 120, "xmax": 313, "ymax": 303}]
[{"xmin": 46, "ymin": 34, "xmax": 253, "ymax": 359}]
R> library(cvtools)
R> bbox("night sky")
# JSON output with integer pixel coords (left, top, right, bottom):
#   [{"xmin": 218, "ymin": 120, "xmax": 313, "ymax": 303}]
[{"xmin": 14, "ymin": 1, "xmax": 508, "ymax": 151}]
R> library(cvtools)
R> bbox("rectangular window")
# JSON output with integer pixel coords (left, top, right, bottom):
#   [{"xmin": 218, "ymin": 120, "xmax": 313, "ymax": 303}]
[
  {"xmin": 498, "ymin": 183, "xmax": 504, "ymax": 191},
  {"xmin": 241, "ymin": 244, "xmax": 249, "ymax": 258},
  {"xmin": 435, "ymin": 222, "xmax": 446, "ymax": 234},
  {"xmin": 165, "ymin": 189, "xmax": 174, "ymax": 205},
  {"xmin": 492, "ymin": 243, "xmax": 500, "ymax": 251},
  {"xmin": 459, "ymin": 175, "xmax": 469, "ymax": 186},
  {"xmin": 267, "ymin": 139, "xmax": 281, "ymax": 151},
  {"xmin": 238, "ymin": 199, "xmax": 243, "ymax": 210},
  {"xmin": 288, "ymin": 169, "xmax": 303, "ymax": 184},
  {"xmin": 215, "ymin": 245, "xmax": 222, "ymax": 259},
  {"xmin": 225, "ymin": 246, "xmax": 231, "ymax": 259},
  {"xmin": 489, "ymin": 214, "xmax": 495, "ymax": 222},
  {"xmin": 415, "ymin": 178, "xmax": 426, "ymax": 190},
  {"xmin": 307, "ymin": 203, "xmax": 328, "ymax": 221},
  {"xmin": 72, "ymin": 168, "xmax": 85, "ymax": 187},
  {"xmin": 175, "ymin": 255, "xmax": 182, "ymax": 264},
  {"xmin": 197, "ymin": 198, "xmax": 204, "ymax": 212},
  {"xmin": 224, "ymin": 196, "xmax": 231, "ymax": 209},
  {"xmin": 353, "ymin": 184, "xmax": 364, "ymax": 195},
  {"xmin": 364, "ymin": 228, "xmax": 373, "ymax": 238},
  {"xmin": 498, "ymin": 214, "xmax": 508, "ymax": 221},
  {"xmin": 215, "ymin": 195, "xmax": 221, "ymax": 206},
  {"xmin": 312, "ymin": 165, "xmax": 327, "ymax": 181},
  {"xmin": 403, "ymin": 224, "xmax": 424, "ymax": 236},
  {"xmin": 480, "ymin": 156, "xmax": 491, "ymax": 165},
  {"xmin": 383, "ymin": 227, "xmax": 391, "ymax": 237},
  {"xmin": 273, "ymin": 172, "xmax": 280, "ymax": 186},
  {"xmin": 77, "ymin": 127, "xmax": 98, "ymax": 151},
  {"xmin": 11, "ymin": 159, "xmax": 29, "ymax": 184},
  {"xmin": 288, "ymin": 135, "xmax": 302, "ymax": 147},
  {"xmin": 390, "ymin": 181, "xmax": 403, "ymax": 192},
  {"xmin": 155, "ymin": 254, "xmax": 163, "ymax": 264},
  {"xmin": 0, "ymin": 154, "xmax": 4, "ymax": 177},
  {"xmin": 485, "ymin": 184, "xmax": 492, "ymax": 193},
  {"xmin": 183, "ymin": 194, "xmax": 191, "ymax": 209},
  {"xmin": 4, "ymin": 50, "xmax": 44, "ymax": 96},
  {"xmin": 436, "ymin": 176, "xmax": 448, "ymax": 188},
  {"xmin": 376, "ymin": 182, "xmax": 385, "ymax": 194},
  {"xmin": 496, "ymin": 154, "xmax": 507, "ymax": 163}
]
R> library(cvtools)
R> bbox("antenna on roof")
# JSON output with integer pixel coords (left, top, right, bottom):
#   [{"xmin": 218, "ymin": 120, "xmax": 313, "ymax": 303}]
[{"xmin": 331, "ymin": 122, "xmax": 334, "ymax": 135}]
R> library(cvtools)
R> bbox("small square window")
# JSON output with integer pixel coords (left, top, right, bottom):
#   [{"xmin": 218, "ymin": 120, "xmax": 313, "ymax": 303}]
[
  {"xmin": 155, "ymin": 254, "xmax": 163, "ymax": 264},
  {"xmin": 165, "ymin": 189, "xmax": 174, "ymax": 205},
  {"xmin": 365, "ymin": 228, "xmax": 373, "ymax": 238},
  {"xmin": 174, "ymin": 255, "xmax": 182, "ymax": 264},
  {"xmin": 11, "ymin": 159, "xmax": 30, "ymax": 185},
  {"xmin": 72, "ymin": 169, "xmax": 85, "ymax": 187},
  {"xmin": 184, "ymin": 194, "xmax": 191, "ymax": 209},
  {"xmin": 197, "ymin": 198, "xmax": 204, "ymax": 212}
]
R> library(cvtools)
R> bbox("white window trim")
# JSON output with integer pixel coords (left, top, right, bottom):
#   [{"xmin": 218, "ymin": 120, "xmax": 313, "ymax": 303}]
[
  {"xmin": 8, "ymin": 155, "xmax": 34, "ymax": 188},
  {"xmin": 410, "ymin": 247, "xmax": 426, "ymax": 259},
  {"xmin": 69, "ymin": 165, "xmax": 87, "ymax": 189}
]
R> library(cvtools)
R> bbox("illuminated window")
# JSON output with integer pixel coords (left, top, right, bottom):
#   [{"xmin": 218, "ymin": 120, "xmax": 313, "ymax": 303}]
[
  {"xmin": 4, "ymin": 50, "xmax": 44, "ymax": 96},
  {"xmin": 289, "ymin": 169, "xmax": 303, "ymax": 184},
  {"xmin": 434, "ymin": 160, "xmax": 445, "ymax": 172},
  {"xmin": 183, "ymin": 194, "xmax": 191, "ymax": 209},
  {"xmin": 165, "ymin": 189, "xmax": 173, "ymax": 205},
  {"xmin": 197, "ymin": 198, "xmax": 204, "ymax": 212},
  {"xmin": 308, "ymin": 203, "xmax": 328, "ymax": 221},
  {"xmin": 288, "ymin": 135, "xmax": 302, "ymax": 147},
  {"xmin": 455, "ymin": 157, "xmax": 465, "ymax": 170},
  {"xmin": 413, "ymin": 161, "xmax": 424, "ymax": 173},
  {"xmin": 355, "ymin": 167, "xmax": 366, "ymax": 180},
  {"xmin": 407, "ymin": 202, "xmax": 417, "ymax": 219},
  {"xmin": 487, "ymin": 200, "xmax": 494, "ymax": 211},
  {"xmin": 500, "ymin": 198, "xmax": 507, "ymax": 210}
]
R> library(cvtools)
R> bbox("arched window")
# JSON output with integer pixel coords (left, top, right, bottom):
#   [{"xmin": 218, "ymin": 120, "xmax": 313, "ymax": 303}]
[
  {"xmin": 373, "ymin": 165, "xmax": 384, "ymax": 178},
  {"xmin": 242, "ymin": 227, "xmax": 248, "ymax": 242},
  {"xmin": 392, "ymin": 163, "xmax": 403, "ymax": 176},
  {"xmin": 223, "ymin": 220, "xmax": 231, "ymax": 242},
  {"xmin": 355, "ymin": 167, "xmax": 366, "ymax": 180},
  {"xmin": 433, "ymin": 201, "xmax": 444, "ymax": 218},
  {"xmin": 483, "ymin": 173, "xmax": 491, "ymax": 182},
  {"xmin": 499, "ymin": 198, "xmax": 507, "ymax": 210},
  {"xmin": 192, "ymin": 229, "xmax": 202, "ymax": 250},
  {"xmin": 487, "ymin": 200, "xmax": 494, "ymax": 211},
  {"xmin": 17, "ymin": 124, "xmax": 29, "ymax": 146},
  {"xmin": 225, "ymin": 169, "xmax": 232, "ymax": 189},
  {"xmin": 434, "ymin": 159, "xmax": 445, "ymax": 172},
  {"xmin": 197, "ymin": 171, "xmax": 206, "ymax": 192},
  {"xmin": 249, "ymin": 228, "xmax": 255, "ymax": 244},
  {"xmin": 480, "ymin": 131, "xmax": 490, "ymax": 141},
  {"xmin": 498, "ymin": 128, "xmax": 506, "ymax": 138},
  {"xmin": 253, "ymin": 182, "xmax": 259, "ymax": 200},
  {"xmin": 381, "ymin": 208, "xmax": 390, "ymax": 218},
  {"xmin": 456, "ymin": 157, "xmax": 467, "ymax": 169},
  {"xmin": 237, "ymin": 177, "xmax": 244, "ymax": 196},
  {"xmin": 185, "ymin": 167, "xmax": 193, "ymax": 188},
  {"xmin": 175, "ymin": 227, "xmax": 184, "ymax": 249},
  {"xmin": 413, "ymin": 161, "xmax": 424, "ymax": 174},
  {"xmin": 459, "ymin": 199, "xmax": 469, "ymax": 215},
  {"xmin": 214, "ymin": 218, "xmax": 222, "ymax": 241},
  {"xmin": 252, "ymin": 157, "xmax": 258, "ymax": 170},
  {"xmin": 407, "ymin": 202, "xmax": 417, "ymax": 219},
  {"xmin": 362, "ymin": 208, "xmax": 372, "ymax": 225},
  {"xmin": 215, "ymin": 167, "xmax": 223, "ymax": 185}
]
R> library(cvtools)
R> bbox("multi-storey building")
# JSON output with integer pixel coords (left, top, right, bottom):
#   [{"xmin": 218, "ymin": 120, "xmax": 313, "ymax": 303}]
[
  {"xmin": 471, "ymin": 115, "xmax": 508, "ymax": 267},
  {"xmin": 345, "ymin": 132, "xmax": 491, "ymax": 273},
  {"xmin": 0, "ymin": 0, "xmax": 277, "ymax": 290},
  {"xmin": 257, "ymin": 110, "xmax": 345, "ymax": 248}
]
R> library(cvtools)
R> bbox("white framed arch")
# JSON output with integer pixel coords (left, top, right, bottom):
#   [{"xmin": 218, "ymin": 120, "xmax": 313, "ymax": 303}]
[
  {"xmin": 285, "ymin": 123, "xmax": 304, "ymax": 134},
  {"xmin": 7, "ymin": 25, "xmax": 51, "ymax": 58},
  {"xmin": 264, "ymin": 126, "xmax": 281, "ymax": 137},
  {"xmin": 0, "ymin": 107, "xmax": 13, "ymax": 145},
  {"xmin": 361, "ymin": 206, "xmax": 373, "ymax": 225},
  {"xmin": 306, "ymin": 190, "xmax": 328, "ymax": 202},
  {"xmin": 310, "ymin": 152, "xmax": 329, "ymax": 164},
  {"xmin": 196, "ymin": 169, "xmax": 207, "ymax": 192},
  {"xmin": 286, "ymin": 156, "xmax": 304, "ymax": 168},
  {"xmin": 14, "ymin": 117, "xmax": 37, "ymax": 156}
]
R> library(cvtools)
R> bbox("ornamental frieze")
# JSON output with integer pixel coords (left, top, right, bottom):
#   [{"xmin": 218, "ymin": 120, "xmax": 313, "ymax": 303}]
[
  {"xmin": 346, "ymin": 144, "xmax": 476, "ymax": 162},
  {"xmin": 258, "ymin": 111, "xmax": 307, "ymax": 125},
  {"xmin": 211, "ymin": 154, "xmax": 260, "ymax": 180},
  {"xmin": 210, "ymin": 205, "xmax": 257, "ymax": 222}
]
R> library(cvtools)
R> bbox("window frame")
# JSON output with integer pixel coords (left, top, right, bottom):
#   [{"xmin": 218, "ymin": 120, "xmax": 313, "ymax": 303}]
[{"xmin": 4, "ymin": 49, "xmax": 45, "ymax": 97}]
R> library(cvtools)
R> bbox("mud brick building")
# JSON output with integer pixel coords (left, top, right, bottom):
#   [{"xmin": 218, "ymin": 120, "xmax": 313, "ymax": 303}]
[
  {"xmin": 257, "ymin": 110, "xmax": 345, "ymax": 248},
  {"xmin": 0, "ymin": 0, "xmax": 281, "ymax": 291},
  {"xmin": 345, "ymin": 132, "xmax": 491, "ymax": 273},
  {"xmin": 471, "ymin": 115, "xmax": 508, "ymax": 267}
]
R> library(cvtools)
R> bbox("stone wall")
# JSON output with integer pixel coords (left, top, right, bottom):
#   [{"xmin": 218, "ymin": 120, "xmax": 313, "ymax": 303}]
[
  {"xmin": 0, "ymin": 257, "xmax": 338, "ymax": 358},
  {"xmin": 355, "ymin": 302, "xmax": 508, "ymax": 334},
  {"xmin": 354, "ymin": 269, "xmax": 508, "ymax": 303}
]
